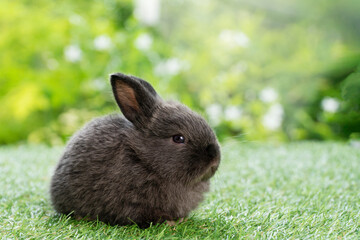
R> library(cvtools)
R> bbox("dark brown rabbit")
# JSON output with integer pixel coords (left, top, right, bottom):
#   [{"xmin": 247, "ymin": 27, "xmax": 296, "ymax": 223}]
[{"xmin": 50, "ymin": 73, "xmax": 221, "ymax": 228}]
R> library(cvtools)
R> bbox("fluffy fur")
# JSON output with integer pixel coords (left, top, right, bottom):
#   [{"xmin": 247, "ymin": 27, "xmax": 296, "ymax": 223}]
[{"xmin": 50, "ymin": 73, "xmax": 221, "ymax": 228}]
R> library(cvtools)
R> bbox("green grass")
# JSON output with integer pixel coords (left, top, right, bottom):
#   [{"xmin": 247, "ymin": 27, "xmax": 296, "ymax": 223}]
[{"xmin": 1, "ymin": 142, "xmax": 359, "ymax": 239}]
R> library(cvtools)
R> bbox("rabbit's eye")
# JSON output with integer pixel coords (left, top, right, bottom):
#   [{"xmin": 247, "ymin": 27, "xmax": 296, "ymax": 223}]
[{"xmin": 172, "ymin": 135, "xmax": 185, "ymax": 144}]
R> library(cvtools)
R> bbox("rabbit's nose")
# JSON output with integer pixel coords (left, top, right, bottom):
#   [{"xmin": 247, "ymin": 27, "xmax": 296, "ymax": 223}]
[{"xmin": 206, "ymin": 143, "xmax": 219, "ymax": 159}]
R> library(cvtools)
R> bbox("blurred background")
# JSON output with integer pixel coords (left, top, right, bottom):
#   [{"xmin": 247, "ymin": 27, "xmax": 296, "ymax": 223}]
[{"xmin": 1, "ymin": 0, "xmax": 359, "ymax": 145}]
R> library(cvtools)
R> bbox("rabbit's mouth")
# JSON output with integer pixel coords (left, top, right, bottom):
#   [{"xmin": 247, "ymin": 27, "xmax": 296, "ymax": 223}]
[{"xmin": 200, "ymin": 164, "xmax": 218, "ymax": 182}]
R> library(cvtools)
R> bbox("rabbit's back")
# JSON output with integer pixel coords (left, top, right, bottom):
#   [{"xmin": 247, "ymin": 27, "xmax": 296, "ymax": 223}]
[{"xmin": 50, "ymin": 115, "xmax": 130, "ymax": 218}]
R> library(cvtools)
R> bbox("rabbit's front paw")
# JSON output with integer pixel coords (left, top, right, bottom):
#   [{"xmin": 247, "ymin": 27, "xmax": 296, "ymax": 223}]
[{"xmin": 166, "ymin": 218, "xmax": 185, "ymax": 226}]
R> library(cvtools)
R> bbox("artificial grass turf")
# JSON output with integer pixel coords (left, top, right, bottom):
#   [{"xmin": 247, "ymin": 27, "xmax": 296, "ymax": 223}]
[{"xmin": 0, "ymin": 142, "xmax": 359, "ymax": 239}]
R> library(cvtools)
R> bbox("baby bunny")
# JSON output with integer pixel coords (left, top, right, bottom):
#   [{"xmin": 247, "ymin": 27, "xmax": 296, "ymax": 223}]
[{"xmin": 50, "ymin": 73, "xmax": 221, "ymax": 228}]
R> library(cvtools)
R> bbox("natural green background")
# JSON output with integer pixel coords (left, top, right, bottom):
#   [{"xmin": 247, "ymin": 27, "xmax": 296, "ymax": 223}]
[
  {"xmin": 1, "ymin": 0, "xmax": 360, "ymax": 145},
  {"xmin": 1, "ymin": 2, "xmax": 360, "ymax": 238}
]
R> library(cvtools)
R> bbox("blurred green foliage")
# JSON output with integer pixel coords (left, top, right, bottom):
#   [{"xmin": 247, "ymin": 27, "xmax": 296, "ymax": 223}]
[{"xmin": 0, "ymin": 0, "xmax": 359, "ymax": 145}]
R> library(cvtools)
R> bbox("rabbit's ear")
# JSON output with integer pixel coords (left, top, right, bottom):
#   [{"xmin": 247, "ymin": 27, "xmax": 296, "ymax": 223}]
[{"xmin": 110, "ymin": 73, "xmax": 160, "ymax": 127}]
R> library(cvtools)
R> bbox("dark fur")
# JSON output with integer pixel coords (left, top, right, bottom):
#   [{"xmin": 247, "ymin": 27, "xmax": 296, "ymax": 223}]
[{"xmin": 50, "ymin": 73, "xmax": 221, "ymax": 228}]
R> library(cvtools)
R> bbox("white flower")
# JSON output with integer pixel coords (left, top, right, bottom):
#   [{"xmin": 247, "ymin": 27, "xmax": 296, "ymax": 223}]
[
  {"xmin": 94, "ymin": 35, "xmax": 112, "ymax": 51},
  {"xmin": 321, "ymin": 97, "xmax": 340, "ymax": 113},
  {"xmin": 262, "ymin": 103, "xmax": 284, "ymax": 130},
  {"xmin": 206, "ymin": 104, "xmax": 222, "ymax": 126},
  {"xmin": 134, "ymin": 33, "xmax": 153, "ymax": 51},
  {"xmin": 154, "ymin": 58, "xmax": 185, "ymax": 76},
  {"xmin": 92, "ymin": 78, "xmax": 106, "ymax": 90},
  {"xmin": 232, "ymin": 62, "xmax": 248, "ymax": 73},
  {"xmin": 64, "ymin": 45, "xmax": 82, "ymax": 62},
  {"xmin": 259, "ymin": 87, "xmax": 278, "ymax": 103},
  {"xmin": 225, "ymin": 106, "xmax": 242, "ymax": 121},
  {"xmin": 219, "ymin": 29, "xmax": 250, "ymax": 48},
  {"xmin": 46, "ymin": 59, "xmax": 58, "ymax": 70},
  {"xmin": 134, "ymin": 0, "xmax": 160, "ymax": 26},
  {"xmin": 69, "ymin": 14, "xmax": 84, "ymax": 25}
]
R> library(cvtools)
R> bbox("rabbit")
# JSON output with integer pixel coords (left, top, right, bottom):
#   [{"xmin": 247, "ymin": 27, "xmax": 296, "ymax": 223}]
[{"xmin": 50, "ymin": 73, "xmax": 221, "ymax": 228}]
